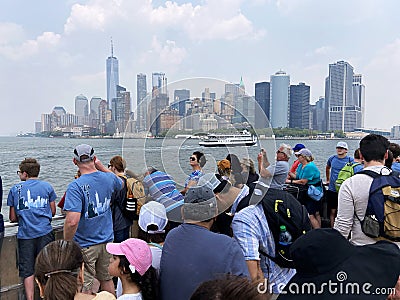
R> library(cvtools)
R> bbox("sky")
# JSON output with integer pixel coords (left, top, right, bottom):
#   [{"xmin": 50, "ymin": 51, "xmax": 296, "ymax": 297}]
[{"xmin": 1, "ymin": 0, "xmax": 400, "ymax": 136}]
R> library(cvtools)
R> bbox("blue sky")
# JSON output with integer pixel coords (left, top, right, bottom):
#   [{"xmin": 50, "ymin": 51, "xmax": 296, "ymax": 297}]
[{"xmin": 1, "ymin": 0, "xmax": 399, "ymax": 135}]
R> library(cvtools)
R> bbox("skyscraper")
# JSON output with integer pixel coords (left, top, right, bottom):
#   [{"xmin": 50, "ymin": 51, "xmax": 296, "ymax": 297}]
[
  {"xmin": 173, "ymin": 89, "xmax": 190, "ymax": 116},
  {"xmin": 255, "ymin": 82, "xmax": 270, "ymax": 129},
  {"xmin": 353, "ymin": 74, "xmax": 365, "ymax": 128},
  {"xmin": 289, "ymin": 82, "xmax": 310, "ymax": 129},
  {"xmin": 106, "ymin": 39, "xmax": 119, "ymax": 109},
  {"xmin": 152, "ymin": 72, "xmax": 167, "ymax": 96},
  {"xmin": 75, "ymin": 94, "xmax": 88, "ymax": 125},
  {"xmin": 325, "ymin": 61, "xmax": 362, "ymax": 132},
  {"xmin": 137, "ymin": 73, "xmax": 148, "ymax": 131},
  {"xmin": 270, "ymin": 70, "xmax": 290, "ymax": 128}
]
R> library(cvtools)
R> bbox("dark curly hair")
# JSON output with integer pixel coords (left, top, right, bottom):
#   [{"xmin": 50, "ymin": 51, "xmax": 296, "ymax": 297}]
[{"xmin": 118, "ymin": 256, "xmax": 159, "ymax": 300}]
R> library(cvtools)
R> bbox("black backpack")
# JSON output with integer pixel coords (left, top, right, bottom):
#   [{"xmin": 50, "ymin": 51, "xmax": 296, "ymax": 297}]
[
  {"xmin": 355, "ymin": 168, "xmax": 400, "ymax": 241},
  {"xmin": 247, "ymin": 183, "xmax": 312, "ymax": 268}
]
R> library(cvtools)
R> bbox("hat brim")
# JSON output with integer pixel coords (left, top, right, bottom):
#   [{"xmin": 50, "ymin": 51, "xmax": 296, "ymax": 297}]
[{"xmin": 106, "ymin": 243, "xmax": 124, "ymax": 255}]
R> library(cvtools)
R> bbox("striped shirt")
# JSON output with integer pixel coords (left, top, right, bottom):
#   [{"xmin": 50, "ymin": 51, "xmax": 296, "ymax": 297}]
[
  {"xmin": 232, "ymin": 204, "xmax": 296, "ymax": 294},
  {"xmin": 143, "ymin": 171, "xmax": 184, "ymax": 212}
]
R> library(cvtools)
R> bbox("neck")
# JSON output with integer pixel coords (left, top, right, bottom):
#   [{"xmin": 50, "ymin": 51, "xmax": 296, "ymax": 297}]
[
  {"xmin": 185, "ymin": 220, "xmax": 213, "ymax": 230},
  {"xmin": 364, "ymin": 160, "xmax": 384, "ymax": 167},
  {"xmin": 192, "ymin": 166, "xmax": 201, "ymax": 171},
  {"xmin": 120, "ymin": 275, "xmax": 141, "ymax": 295},
  {"xmin": 77, "ymin": 164, "xmax": 97, "ymax": 175}
]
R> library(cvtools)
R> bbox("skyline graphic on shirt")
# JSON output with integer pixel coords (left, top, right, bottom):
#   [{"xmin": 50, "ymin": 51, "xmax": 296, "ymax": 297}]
[{"xmin": 18, "ymin": 188, "xmax": 49, "ymax": 210}]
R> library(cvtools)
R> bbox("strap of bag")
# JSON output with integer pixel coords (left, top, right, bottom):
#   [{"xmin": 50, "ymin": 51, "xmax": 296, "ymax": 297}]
[{"xmin": 352, "ymin": 170, "xmax": 379, "ymax": 222}]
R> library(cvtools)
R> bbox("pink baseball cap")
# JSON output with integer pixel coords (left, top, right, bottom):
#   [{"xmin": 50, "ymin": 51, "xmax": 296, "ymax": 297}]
[{"xmin": 106, "ymin": 238, "xmax": 152, "ymax": 276}]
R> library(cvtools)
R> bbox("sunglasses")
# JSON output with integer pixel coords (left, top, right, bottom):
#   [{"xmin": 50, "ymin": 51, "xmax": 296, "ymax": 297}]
[
  {"xmin": 190, "ymin": 156, "xmax": 197, "ymax": 161},
  {"xmin": 17, "ymin": 170, "xmax": 22, "ymax": 175},
  {"xmin": 108, "ymin": 164, "xmax": 112, "ymax": 168}
]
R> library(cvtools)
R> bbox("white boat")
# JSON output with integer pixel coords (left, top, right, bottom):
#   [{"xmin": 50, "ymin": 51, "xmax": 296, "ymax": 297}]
[{"xmin": 199, "ymin": 130, "xmax": 257, "ymax": 147}]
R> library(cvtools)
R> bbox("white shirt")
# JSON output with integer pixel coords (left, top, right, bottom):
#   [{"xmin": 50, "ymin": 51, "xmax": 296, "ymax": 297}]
[{"xmin": 334, "ymin": 165, "xmax": 400, "ymax": 247}]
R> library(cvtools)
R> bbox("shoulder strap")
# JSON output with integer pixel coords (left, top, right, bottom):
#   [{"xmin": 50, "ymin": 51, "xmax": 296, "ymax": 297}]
[
  {"xmin": 148, "ymin": 242, "xmax": 163, "ymax": 250},
  {"xmin": 357, "ymin": 169, "xmax": 380, "ymax": 179}
]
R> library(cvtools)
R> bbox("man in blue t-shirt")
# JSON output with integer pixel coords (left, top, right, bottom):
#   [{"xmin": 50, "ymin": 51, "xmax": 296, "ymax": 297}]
[
  {"xmin": 326, "ymin": 141, "xmax": 353, "ymax": 227},
  {"xmin": 7, "ymin": 158, "xmax": 56, "ymax": 300},
  {"xmin": 160, "ymin": 185, "xmax": 249, "ymax": 300},
  {"xmin": 63, "ymin": 144, "xmax": 122, "ymax": 296}
]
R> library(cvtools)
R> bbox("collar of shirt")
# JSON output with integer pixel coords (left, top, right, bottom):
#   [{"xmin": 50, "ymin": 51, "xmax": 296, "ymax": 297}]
[{"xmin": 230, "ymin": 184, "xmax": 250, "ymax": 215}]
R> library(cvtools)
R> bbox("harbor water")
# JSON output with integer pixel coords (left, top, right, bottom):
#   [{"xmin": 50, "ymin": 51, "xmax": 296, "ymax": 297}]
[{"xmin": 0, "ymin": 136, "xmax": 370, "ymax": 223}]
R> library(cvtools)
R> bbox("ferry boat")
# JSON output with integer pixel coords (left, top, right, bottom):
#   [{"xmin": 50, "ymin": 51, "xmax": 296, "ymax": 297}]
[{"xmin": 199, "ymin": 130, "xmax": 257, "ymax": 147}]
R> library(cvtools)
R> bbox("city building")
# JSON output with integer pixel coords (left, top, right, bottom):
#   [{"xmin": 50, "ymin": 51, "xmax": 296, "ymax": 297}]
[
  {"xmin": 152, "ymin": 72, "xmax": 167, "ymax": 97},
  {"xmin": 136, "ymin": 73, "xmax": 148, "ymax": 131},
  {"xmin": 353, "ymin": 74, "xmax": 365, "ymax": 128},
  {"xmin": 312, "ymin": 97, "xmax": 327, "ymax": 131},
  {"xmin": 74, "ymin": 94, "xmax": 89, "ymax": 126},
  {"xmin": 106, "ymin": 39, "xmax": 119, "ymax": 109},
  {"xmin": 270, "ymin": 70, "xmax": 290, "ymax": 128},
  {"xmin": 289, "ymin": 82, "xmax": 310, "ymax": 129},
  {"xmin": 325, "ymin": 61, "xmax": 363, "ymax": 132},
  {"xmin": 255, "ymin": 81, "xmax": 270, "ymax": 129},
  {"xmin": 173, "ymin": 89, "xmax": 190, "ymax": 116}
]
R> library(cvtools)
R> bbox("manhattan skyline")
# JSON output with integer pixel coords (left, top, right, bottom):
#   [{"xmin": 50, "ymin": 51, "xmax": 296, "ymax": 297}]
[{"xmin": 1, "ymin": 0, "xmax": 399, "ymax": 136}]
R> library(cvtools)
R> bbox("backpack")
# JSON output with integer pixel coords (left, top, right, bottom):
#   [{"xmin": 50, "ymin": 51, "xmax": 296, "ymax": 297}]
[
  {"xmin": 120, "ymin": 176, "xmax": 146, "ymax": 222},
  {"xmin": 355, "ymin": 168, "xmax": 400, "ymax": 241},
  {"xmin": 249, "ymin": 183, "xmax": 312, "ymax": 268},
  {"xmin": 335, "ymin": 162, "xmax": 362, "ymax": 192}
]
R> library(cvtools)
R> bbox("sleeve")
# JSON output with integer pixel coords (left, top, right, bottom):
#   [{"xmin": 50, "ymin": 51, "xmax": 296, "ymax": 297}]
[
  {"xmin": 301, "ymin": 165, "xmax": 316, "ymax": 182},
  {"xmin": 333, "ymin": 178, "xmax": 354, "ymax": 238},
  {"xmin": 232, "ymin": 212, "xmax": 260, "ymax": 261},
  {"xmin": 48, "ymin": 185, "xmax": 57, "ymax": 202},
  {"xmin": 227, "ymin": 239, "xmax": 250, "ymax": 277},
  {"xmin": 7, "ymin": 188, "xmax": 15, "ymax": 207},
  {"xmin": 327, "ymin": 156, "xmax": 333, "ymax": 167},
  {"xmin": 0, "ymin": 176, "xmax": 3, "ymax": 206},
  {"xmin": 64, "ymin": 182, "xmax": 83, "ymax": 213}
]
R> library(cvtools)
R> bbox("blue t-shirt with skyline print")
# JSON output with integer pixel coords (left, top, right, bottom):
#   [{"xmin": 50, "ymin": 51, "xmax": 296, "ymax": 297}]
[
  {"xmin": 64, "ymin": 171, "xmax": 122, "ymax": 248},
  {"xmin": 7, "ymin": 180, "xmax": 56, "ymax": 239}
]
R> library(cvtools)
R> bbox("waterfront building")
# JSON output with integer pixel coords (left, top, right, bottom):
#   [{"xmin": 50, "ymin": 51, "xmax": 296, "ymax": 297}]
[
  {"xmin": 173, "ymin": 89, "xmax": 190, "ymax": 116},
  {"xmin": 74, "ymin": 94, "xmax": 89, "ymax": 126},
  {"xmin": 149, "ymin": 93, "xmax": 169, "ymax": 136},
  {"xmin": 90, "ymin": 97, "xmax": 103, "ymax": 119},
  {"xmin": 136, "ymin": 73, "xmax": 148, "ymax": 131},
  {"xmin": 325, "ymin": 60, "xmax": 362, "ymax": 132},
  {"xmin": 152, "ymin": 72, "xmax": 167, "ymax": 97},
  {"xmin": 255, "ymin": 82, "xmax": 270, "ymax": 129},
  {"xmin": 106, "ymin": 39, "xmax": 119, "ymax": 109},
  {"xmin": 111, "ymin": 85, "xmax": 132, "ymax": 133},
  {"xmin": 391, "ymin": 125, "xmax": 400, "ymax": 139},
  {"xmin": 313, "ymin": 97, "xmax": 327, "ymax": 131},
  {"xmin": 270, "ymin": 70, "xmax": 290, "ymax": 128},
  {"xmin": 353, "ymin": 74, "xmax": 365, "ymax": 128},
  {"xmin": 289, "ymin": 82, "xmax": 310, "ymax": 129},
  {"xmin": 202, "ymin": 88, "xmax": 215, "ymax": 115},
  {"xmin": 53, "ymin": 106, "xmax": 66, "ymax": 117}
]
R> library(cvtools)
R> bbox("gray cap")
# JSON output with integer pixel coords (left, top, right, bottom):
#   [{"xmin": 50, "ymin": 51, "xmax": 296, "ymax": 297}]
[
  {"xmin": 73, "ymin": 144, "xmax": 95, "ymax": 162},
  {"xmin": 295, "ymin": 148, "xmax": 313, "ymax": 157}
]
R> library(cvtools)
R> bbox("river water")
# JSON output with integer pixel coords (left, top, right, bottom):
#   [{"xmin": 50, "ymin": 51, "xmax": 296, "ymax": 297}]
[{"xmin": 0, "ymin": 136, "xmax": 366, "ymax": 222}]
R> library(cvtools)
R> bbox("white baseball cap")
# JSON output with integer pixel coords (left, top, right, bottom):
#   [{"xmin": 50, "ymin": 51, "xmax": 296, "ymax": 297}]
[
  {"xmin": 336, "ymin": 141, "xmax": 348, "ymax": 150},
  {"xmin": 138, "ymin": 201, "xmax": 168, "ymax": 234}
]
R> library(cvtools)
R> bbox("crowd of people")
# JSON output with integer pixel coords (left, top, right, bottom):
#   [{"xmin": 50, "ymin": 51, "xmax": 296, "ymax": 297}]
[{"xmin": 1, "ymin": 134, "xmax": 400, "ymax": 299}]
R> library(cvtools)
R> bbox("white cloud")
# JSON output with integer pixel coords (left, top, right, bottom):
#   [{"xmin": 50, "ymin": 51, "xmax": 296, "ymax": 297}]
[
  {"xmin": 0, "ymin": 22, "xmax": 25, "ymax": 45},
  {"xmin": 314, "ymin": 46, "xmax": 333, "ymax": 55},
  {"xmin": 0, "ymin": 31, "xmax": 61, "ymax": 60},
  {"xmin": 140, "ymin": 36, "xmax": 187, "ymax": 67}
]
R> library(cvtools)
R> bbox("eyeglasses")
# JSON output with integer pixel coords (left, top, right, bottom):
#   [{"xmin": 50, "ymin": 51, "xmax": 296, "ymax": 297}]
[
  {"xmin": 277, "ymin": 150, "xmax": 285, "ymax": 155},
  {"xmin": 108, "ymin": 164, "xmax": 112, "ymax": 168},
  {"xmin": 190, "ymin": 157, "xmax": 197, "ymax": 161},
  {"xmin": 17, "ymin": 170, "xmax": 21, "ymax": 175}
]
